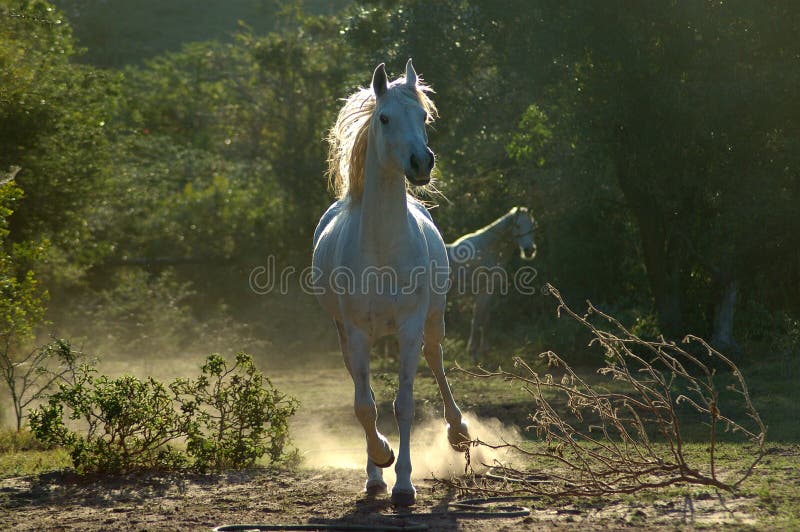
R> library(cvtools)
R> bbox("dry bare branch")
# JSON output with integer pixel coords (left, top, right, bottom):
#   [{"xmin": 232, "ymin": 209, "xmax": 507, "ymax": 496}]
[{"xmin": 449, "ymin": 284, "xmax": 766, "ymax": 497}]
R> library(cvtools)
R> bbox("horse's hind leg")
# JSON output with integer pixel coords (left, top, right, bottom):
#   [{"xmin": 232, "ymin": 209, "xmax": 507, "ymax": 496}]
[
  {"xmin": 468, "ymin": 293, "xmax": 492, "ymax": 362},
  {"xmin": 338, "ymin": 322, "xmax": 394, "ymax": 493},
  {"xmin": 423, "ymin": 317, "xmax": 470, "ymax": 451}
]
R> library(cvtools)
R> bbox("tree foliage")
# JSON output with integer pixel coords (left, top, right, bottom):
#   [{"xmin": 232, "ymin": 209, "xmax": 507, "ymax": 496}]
[
  {"xmin": 339, "ymin": 0, "xmax": 800, "ymax": 346},
  {"xmin": 0, "ymin": 0, "xmax": 118, "ymax": 277},
  {"xmin": 0, "ymin": 176, "xmax": 49, "ymax": 429},
  {"xmin": 1, "ymin": 0, "xmax": 797, "ymax": 368}
]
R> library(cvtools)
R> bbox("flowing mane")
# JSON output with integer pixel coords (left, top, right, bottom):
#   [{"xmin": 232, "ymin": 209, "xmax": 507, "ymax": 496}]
[{"xmin": 326, "ymin": 77, "xmax": 437, "ymax": 201}]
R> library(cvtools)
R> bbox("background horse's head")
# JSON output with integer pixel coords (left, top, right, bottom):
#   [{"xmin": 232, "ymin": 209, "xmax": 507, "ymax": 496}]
[
  {"xmin": 512, "ymin": 206, "xmax": 537, "ymax": 260},
  {"xmin": 370, "ymin": 60, "xmax": 435, "ymax": 186}
]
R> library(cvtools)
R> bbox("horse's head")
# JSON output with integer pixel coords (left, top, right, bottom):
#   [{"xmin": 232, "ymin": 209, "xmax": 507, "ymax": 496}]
[
  {"xmin": 512, "ymin": 207, "xmax": 537, "ymax": 260},
  {"xmin": 370, "ymin": 59, "xmax": 435, "ymax": 186}
]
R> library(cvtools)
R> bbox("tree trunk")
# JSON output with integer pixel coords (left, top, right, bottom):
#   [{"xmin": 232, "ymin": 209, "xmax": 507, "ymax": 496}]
[
  {"xmin": 612, "ymin": 136, "xmax": 684, "ymax": 338},
  {"xmin": 636, "ymin": 211, "xmax": 684, "ymax": 337},
  {"xmin": 711, "ymin": 280, "xmax": 739, "ymax": 352}
]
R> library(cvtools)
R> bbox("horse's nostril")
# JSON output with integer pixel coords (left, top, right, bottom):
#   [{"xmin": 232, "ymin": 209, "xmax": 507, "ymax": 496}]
[
  {"xmin": 427, "ymin": 152, "xmax": 435, "ymax": 171},
  {"xmin": 409, "ymin": 154, "xmax": 419, "ymax": 172}
]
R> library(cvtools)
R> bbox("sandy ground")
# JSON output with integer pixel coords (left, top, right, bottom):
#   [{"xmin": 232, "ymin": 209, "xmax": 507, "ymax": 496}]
[
  {"xmin": 0, "ymin": 466, "xmax": 760, "ymax": 531},
  {"xmin": 0, "ymin": 350, "xmax": 767, "ymax": 530}
]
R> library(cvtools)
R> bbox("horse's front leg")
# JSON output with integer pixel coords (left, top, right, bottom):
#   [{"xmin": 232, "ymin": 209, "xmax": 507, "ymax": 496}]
[
  {"xmin": 423, "ymin": 318, "xmax": 470, "ymax": 451},
  {"xmin": 391, "ymin": 327, "xmax": 423, "ymax": 506},
  {"xmin": 336, "ymin": 322, "xmax": 388, "ymax": 494},
  {"xmin": 343, "ymin": 325, "xmax": 395, "ymax": 493}
]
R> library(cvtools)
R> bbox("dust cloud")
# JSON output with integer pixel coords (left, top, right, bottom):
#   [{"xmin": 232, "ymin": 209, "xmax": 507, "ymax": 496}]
[{"xmin": 295, "ymin": 412, "xmax": 524, "ymax": 484}]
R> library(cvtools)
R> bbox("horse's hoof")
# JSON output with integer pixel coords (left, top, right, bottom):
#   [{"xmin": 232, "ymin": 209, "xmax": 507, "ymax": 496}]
[
  {"xmin": 391, "ymin": 487, "xmax": 416, "ymax": 506},
  {"xmin": 365, "ymin": 479, "xmax": 388, "ymax": 496},
  {"xmin": 373, "ymin": 449, "xmax": 395, "ymax": 469},
  {"xmin": 447, "ymin": 421, "xmax": 471, "ymax": 451}
]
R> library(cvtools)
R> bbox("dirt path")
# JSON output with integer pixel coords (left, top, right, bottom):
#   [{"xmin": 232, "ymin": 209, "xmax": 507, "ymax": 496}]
[
  {"xmin": 0, "ymin": 352, "xmax": 771, "ymax": 530},
  {"xmin": 0, "ymin": 465, "xmax": 762, "ymax": 530}
]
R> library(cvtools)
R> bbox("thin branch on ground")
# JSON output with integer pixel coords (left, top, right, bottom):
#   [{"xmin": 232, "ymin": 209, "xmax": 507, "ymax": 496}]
[{"xmin": 447, "ymin": 284, "xmax": 766, "ymax": 497}]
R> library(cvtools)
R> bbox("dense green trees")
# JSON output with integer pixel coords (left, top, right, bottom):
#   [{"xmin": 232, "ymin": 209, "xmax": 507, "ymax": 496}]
[
  {"xmin": 341, "ymin": 0, "xmax": 800, "ymax": 348},
  {"xmin": 1, "ymin": 1, "xmax": 118, "ymax": 281},
  {"xmin": 103, "ymin": 17, "xmax": 353, "ymax": 269},
  {"xmin": 1, "ymin": 0, "xmax": 797, "ymax": 366}
]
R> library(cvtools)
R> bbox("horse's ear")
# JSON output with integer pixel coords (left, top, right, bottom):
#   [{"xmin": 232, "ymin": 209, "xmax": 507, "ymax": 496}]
[
  {"xmin": 372, "ymin": 63, "xmax": 388, "ymax": 98},
  {"xmin": 405, "ymin": 58, "xmax": 417, "ymax": 86}
]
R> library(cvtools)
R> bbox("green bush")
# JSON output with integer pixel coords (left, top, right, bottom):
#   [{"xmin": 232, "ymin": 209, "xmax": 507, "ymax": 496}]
[
  {"xmin": 0, "ymin": 427, "xmax": 50, "ymax": 453},
  {"xmin": 29, "ymin": 350, "xmax": 296, "ymax": 474},
  {"xmin": 171, "ymin": 353, "xmax": 297, "ymax": 472},
  {"xmin": 29, "ymin": 366, "xmax": 188, "ymax": 474}
]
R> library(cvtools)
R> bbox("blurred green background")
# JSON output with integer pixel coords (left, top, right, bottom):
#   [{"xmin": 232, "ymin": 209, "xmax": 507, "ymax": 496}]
[{"xmin": 1, "ymin": 0, "xmax": 798, "ymax": 391}]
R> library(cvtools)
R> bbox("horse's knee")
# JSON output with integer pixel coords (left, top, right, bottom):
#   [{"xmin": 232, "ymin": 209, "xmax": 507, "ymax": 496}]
[
  {"xmin": 354, "ymin": 400, "xmax": 375, "ymax": 422},
  {"xmin": 393, "ymin": 383, "xmax": 415, "ymax": 424},
  {"xmin": 353, "ymin": 384, "xmax": 376, "ymax": 426},
  {"xmin": 423, "ymin": 314, "xmax": 444, "ymax": 343},
  {"xmin": 393, "ymin": 400, "xmax": 412, "ymax": 424},
  {"xmin": 353, "ymin": 401, "xmax": 375, "ymax": 422}
]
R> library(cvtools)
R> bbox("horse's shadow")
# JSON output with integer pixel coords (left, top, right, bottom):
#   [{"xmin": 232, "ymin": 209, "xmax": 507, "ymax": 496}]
[
  {"xmin": 1, "ymin": 468, "xmax": 248, "ymax": 510},
  {"xmin": 307, "ymin": 484, "xmax": 461, "ymax": 531}
]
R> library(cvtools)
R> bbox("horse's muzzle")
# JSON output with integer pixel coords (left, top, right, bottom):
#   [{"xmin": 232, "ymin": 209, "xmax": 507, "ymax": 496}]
[
  {"xmin": 406, "ymin": 148, "xmax": 434, "ymax": 185},
  {"xmin": 522, "ymin": 245, "xmax": 537, "ymax": 259}
]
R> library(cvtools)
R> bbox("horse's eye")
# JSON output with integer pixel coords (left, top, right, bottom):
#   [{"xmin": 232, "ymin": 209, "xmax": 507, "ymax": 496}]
[{"xmin": 379, "ymin": 114, "xmax": 389, "ymax": 125}]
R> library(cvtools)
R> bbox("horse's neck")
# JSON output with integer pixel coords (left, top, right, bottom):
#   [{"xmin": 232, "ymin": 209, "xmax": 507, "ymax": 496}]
[
  {"xmin": 358, "ymin": 148, "xmax": 411, "ymax": 259},
  {"xmin": 476, "ymin": 213, "xmax": 514, "ymax": 256}
]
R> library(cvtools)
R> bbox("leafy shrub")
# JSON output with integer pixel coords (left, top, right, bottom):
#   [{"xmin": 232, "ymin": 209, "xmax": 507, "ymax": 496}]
[
  {"xmin": 30, "ymin": 367, "xmax": 188, "ymax": 474},
  {"xmin": 0, "ymin": 427, "xmax": 50, "ymax": 453},
  {"xmin": 29, "ymin": 350, "xmax": 296, "ymax": 474},
  {"xmin": 171, "ymin": 353, "xmax": 297, "ymax": 472}
]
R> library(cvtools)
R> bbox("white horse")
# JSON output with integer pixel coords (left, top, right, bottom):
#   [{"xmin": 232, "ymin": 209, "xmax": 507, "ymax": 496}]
[
  {"xmin": 312, "ymin": 60, "xmax": 470, "ymax": 506},
  {"xmin": 447, "ymin": 207, "xmax": 537, "ymax": 361}
]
